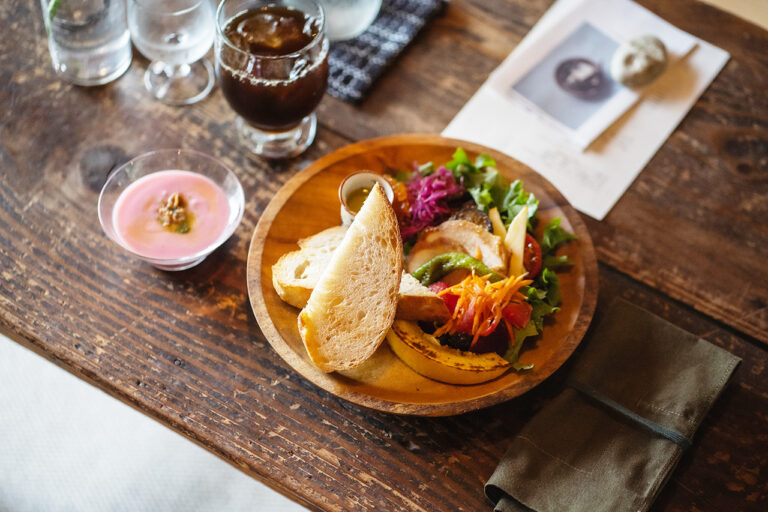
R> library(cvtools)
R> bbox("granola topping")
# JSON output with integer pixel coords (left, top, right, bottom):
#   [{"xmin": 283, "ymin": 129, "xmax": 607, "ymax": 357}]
[{"xmin": 157, "ymin": 193, "xmax": 193, "ymax": 233}]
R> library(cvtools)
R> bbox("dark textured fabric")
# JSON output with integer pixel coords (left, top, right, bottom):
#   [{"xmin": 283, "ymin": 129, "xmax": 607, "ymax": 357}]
[
  {"xmin": 327, "ymin": 0, "xmax": 446, "ymax": 103},
  {"xmin": 566, "ymin": 379, "xmax": 692, "ymax": 449},
  {"xmin": 485, "ymin": 298, "xmax": 740, "ymax": 512}
]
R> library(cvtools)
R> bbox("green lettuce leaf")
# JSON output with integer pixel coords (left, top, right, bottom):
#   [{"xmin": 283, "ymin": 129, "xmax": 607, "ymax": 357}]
[
  {"xmin": 447, "ymin": 149, "xmax": 540, "ymax": 226},
  {"xmin": 541, "ymin": 217, "xmax": 577, "ymax": 255},
  {"xmin": 542, "ymin": 253, "xmax": 573, "ymax": 270},
  {"xmin": 503, "ymin": 322, "xmax": 537, "ymax": 368}
]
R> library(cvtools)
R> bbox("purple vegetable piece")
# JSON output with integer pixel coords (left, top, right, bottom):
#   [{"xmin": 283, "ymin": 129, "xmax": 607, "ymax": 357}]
[{"xmin": 401, "ymin": 166, "xmax": 463, "ymax": 239}]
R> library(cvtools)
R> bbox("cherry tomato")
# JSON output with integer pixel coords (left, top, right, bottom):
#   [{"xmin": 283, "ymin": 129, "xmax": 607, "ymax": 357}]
[
  {"xmin": 442, "ymin": 293, "xmax": 459, "ymax": 314},
  {"xmin": 502, "ymin": 301, "xmax": 533, "ymax": 329},
  {"xmin": 455, "ymin": 302, "xmax": 475, "ymax": 333},
  {"xmin": 523, "ymin": 233, "xmax": 542, "ymax": 278},
  {"xmin": 428, "ymin": 281, "xmax": 460, "ymax": 314},
  {"xmin": 428, "ymin": 281, "xmax": 449, "ymax": 294}
]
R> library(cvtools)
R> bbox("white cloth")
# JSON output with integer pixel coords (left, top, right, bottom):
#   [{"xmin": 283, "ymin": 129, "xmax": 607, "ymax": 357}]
[{"xmin": 0, "ymin": 334, "xmax": 307, "ymax": 512}]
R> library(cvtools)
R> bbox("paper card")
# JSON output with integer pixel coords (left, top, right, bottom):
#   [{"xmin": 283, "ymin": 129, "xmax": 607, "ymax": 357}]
[
  {"xmin": 487, "ymin": 0, "xmax": 697, "ymax": 150},
  {"xmin": 443, "ymin": 0, "xmax": 729, "ymax": 220}
]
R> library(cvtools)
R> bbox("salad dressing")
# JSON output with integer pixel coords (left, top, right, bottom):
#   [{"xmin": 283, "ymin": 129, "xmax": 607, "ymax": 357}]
[{"xmin": 346, "ymin": 186, "xmax": 371, "ymax": 213}]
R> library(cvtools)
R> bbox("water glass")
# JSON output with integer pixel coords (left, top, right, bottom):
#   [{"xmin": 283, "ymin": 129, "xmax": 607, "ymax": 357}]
[
  {"xmin": 319, "ymin": 0, "xmax": 381, "ymax": 41},
  {"xmin": 215, "ymin": 0, "xmax": 329, "ymax": 159},
  {"xmin": 41, "ymin": 0, "xmax": 132, "ymax": 86},
  {"xmin": 127, "ymin": 0, "xmax": 215, "ymax": 105}
]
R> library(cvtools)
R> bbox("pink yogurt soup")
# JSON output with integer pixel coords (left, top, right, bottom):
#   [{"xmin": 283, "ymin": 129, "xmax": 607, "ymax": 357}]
[{"xmin": 113, "ymin": 170, "xmax": 230, "ymax": 260}]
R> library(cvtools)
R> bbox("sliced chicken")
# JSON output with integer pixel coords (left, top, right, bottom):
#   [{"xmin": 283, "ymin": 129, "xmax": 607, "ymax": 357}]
[
  {"xmin": 449, "ymin": 201, "xmax": 493, "ymax": 232},
  {"xmin": 405, "ymin": 219, "xmax": 508, "ymax": 274}
]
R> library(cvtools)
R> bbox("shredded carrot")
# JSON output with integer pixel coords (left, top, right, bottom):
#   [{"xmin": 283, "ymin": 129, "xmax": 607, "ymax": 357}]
[{"xmin": 434, "ymin": 271, "xmax": 532, "ymax": 345}]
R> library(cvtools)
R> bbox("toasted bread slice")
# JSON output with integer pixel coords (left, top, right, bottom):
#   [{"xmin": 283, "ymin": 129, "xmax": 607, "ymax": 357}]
[
  {"xmin": 273, "ymin": 229, "xmax": 449, "ymax": 321},
  {"xmin": 297, "ymin": 225, "xmax": 347, "ymax": 250},
  {"xmin": 298, "ymin": 184, "xmax": 403, "ymax": 372},
  {"xmin": 272, "ymin": 226, "xmax": 345, "ymax": 308},
  {"xmin": 272, "ymin": 248, "xmax": 325, "ymax": 308},
  {"xmin": 395, "ymin": 273, "xmax": 450, "ymax": 322}
]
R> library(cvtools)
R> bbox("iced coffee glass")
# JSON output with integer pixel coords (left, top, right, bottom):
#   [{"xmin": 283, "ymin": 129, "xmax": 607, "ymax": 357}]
[{"xmin": 215, "ymin": 0, "xmax": 328, "ymax": 159}]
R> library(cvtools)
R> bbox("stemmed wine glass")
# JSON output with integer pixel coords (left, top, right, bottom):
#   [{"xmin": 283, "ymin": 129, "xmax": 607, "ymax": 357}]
[{"xmin": 128, "ymin": 0, "xmax": 216, "ymax": 105}]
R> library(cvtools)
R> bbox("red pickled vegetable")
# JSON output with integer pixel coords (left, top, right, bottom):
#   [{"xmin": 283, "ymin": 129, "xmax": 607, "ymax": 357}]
[{"xmin": 401, "ymin": 166, "xmax": 463, "ymax": 238}]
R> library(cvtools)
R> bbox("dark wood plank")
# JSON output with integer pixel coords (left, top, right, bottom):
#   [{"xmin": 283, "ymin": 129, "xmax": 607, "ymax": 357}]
[
  {"xmin": 587, "ymin": 0, "xmax": 768, "ymax": 346},
  {"xmin": 317, "ymin": 0, "xmax": 768, "ymax": 345},
  {"xmin": 1, "ymin": 1, "xmax": 767, "ymax": 511}
]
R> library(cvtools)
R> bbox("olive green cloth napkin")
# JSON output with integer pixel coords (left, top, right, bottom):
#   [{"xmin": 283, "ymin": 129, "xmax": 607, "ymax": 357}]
[{"xmin": 486, "ymin": 298, "xmax": 740, "ymax": 512}]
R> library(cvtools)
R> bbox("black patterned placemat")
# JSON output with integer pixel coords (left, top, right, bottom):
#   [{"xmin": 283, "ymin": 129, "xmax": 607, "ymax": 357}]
[{"xmin": 327, "ymin": 0, "xmax": 447, "ymax": 103}]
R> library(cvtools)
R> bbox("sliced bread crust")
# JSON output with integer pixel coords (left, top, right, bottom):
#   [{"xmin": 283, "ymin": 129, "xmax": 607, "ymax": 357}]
[
  {"xmin": 298, "ymin": 184, "xmax": 403, "ymax": 372},
  {"xmin": 272, "ymin": 226, "xmax": 344, "ymax": 308},
  {"xmin": 273, "ymin": 228, "xmax": 449, "ymax": 322}
]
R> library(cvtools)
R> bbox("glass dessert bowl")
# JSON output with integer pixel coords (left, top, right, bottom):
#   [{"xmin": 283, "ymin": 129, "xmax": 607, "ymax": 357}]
[{"xmin": 98, "ymin": 149, "xmax": 244, "ymax": 271}]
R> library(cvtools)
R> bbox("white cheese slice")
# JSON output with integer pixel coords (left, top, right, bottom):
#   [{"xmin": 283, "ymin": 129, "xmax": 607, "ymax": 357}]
[{"xmin": 504, "ymin": 206, "xmax": 528, "ymax": 277}]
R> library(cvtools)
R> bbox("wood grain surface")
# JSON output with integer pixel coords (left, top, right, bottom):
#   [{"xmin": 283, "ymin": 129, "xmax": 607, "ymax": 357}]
[
  {"xmin": 247, "ymin": 135, "xmax": 598, "ymax": 416},
  {"xmin": 1, "ymin": 0, "xmax": 767, "ymax": 511}
]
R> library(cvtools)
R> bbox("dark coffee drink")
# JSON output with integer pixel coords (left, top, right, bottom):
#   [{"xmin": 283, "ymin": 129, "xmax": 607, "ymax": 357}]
[{"xmin": 218, "ymin": 6, "xmax": 328, "ymax": 131}]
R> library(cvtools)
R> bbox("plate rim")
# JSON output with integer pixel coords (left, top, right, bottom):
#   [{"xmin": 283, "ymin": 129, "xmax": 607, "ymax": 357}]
[{"xmin": 247, "ymin": 134, "xmax": 598, "ymax": 416}]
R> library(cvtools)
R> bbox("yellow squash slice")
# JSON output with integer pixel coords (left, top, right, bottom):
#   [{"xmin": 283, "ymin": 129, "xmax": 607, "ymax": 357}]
[{"xmin": 386, "ymin": 320, "xmax": 510, "ymax": 385}]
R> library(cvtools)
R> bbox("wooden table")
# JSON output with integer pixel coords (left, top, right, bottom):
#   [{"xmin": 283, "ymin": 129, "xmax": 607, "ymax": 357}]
[{"xmin": 2, "ymin": 0, "xmax": 767, "ymax": 510}]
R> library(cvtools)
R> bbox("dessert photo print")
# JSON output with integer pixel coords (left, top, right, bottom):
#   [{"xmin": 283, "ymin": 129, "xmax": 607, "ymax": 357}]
[{"xmin": 504, "ymin": 20, "xmax": 638, "ymax": 149}]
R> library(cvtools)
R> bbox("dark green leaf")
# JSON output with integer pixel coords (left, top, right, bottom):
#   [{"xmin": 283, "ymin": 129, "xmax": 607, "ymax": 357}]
[
  {"xmin": 418, "ymin": 162, "xmax": 435, "ymax": 176},
  {"xmin": 503, "ymin": 322, "xmax": 538, "ymax": 366},
  {"xmin": 541, "ymin": 217, "xmax": 577, "ymax": 255},
  {"xmin": 393, "ymin": 169, "xmax": 411, "ymax": 182},
  {"xmin": 542, "ymin": 253, "xmax": 573, "ymax": 270},
  {"xmin": 537, "ymin": 268, "xmax": 561, "ymax": 307}
]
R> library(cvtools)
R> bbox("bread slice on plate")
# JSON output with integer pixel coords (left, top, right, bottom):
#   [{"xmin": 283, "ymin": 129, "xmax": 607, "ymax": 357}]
[
  {"xmin": 272, "ymin": 230, "xmax": 449, "ymax": 321},
  {"xmin": 272, "ymin": 226, "xmax": 344, "ymax": 309},
  {"xmin": 297, "ymin": 225, "xmax": 347, "ymax": 250},
  {"xmin": 298, "ymin": 184, "xmax": 403, "ymax": 372},
  {"xmin": 395, "ymin": 273, "xmax": 449, "ymax": 322}
]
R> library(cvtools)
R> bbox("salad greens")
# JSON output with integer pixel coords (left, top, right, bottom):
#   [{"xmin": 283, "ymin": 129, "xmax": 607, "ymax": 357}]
[
  {"xmin": 398, "ymin": 148, "xmax": 577, "ymax": 370},
  {"xmin": 445, "ymin": 148, "xmax": 539, "ymax": 226},
  {"xmin": 540, "ymin": 218, "xmax": 577, "ymax": 270}
]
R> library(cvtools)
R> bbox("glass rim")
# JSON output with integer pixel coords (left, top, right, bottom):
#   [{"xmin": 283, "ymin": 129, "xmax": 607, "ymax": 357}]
[
  {"xmin": 215, "ymin": 0, "xmax": 326, "ymax": 61},
  {"xmin": 98, "ymin": 148, "xmax": 245, "ymax": 264},
  {"xmin": 131, "ymin": 0, "xmax": 209, "ymax": 16}
]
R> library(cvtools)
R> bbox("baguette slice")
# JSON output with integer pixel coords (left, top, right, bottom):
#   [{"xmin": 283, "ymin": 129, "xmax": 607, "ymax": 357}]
[
  {"xmin": 272, "ymin": 226, "xmax": 346, "ymax": 309},
  {"xmin": 272, "ymin": 234, "xmax": 449, "ymax": 321},
  {"xmin": 297, "ymin": 225, "xmax": 347, "ymax": 250},
  {"xmin": 298, "ymin": 184, "xmax": 403, "ymax": 372},
  {"xmin": 395, "ymin": 273, "xmax": 450, "ymax": 322}
]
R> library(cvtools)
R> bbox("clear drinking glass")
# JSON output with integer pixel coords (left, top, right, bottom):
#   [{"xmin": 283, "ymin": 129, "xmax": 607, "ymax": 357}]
[
  {"xmin": 127, "ymin": 0, "xmax": 215, "ymax": 105},
  {"xmin": 215, "ymin": 0, "xmax": 329, "ymax": 159},
  {"xmin": 319, "ymin": 0, "xmax": 381, "ymax": 41},
  {"xmin": 41, "ymin": 0, "xmax": 133, "ymax": 86}
]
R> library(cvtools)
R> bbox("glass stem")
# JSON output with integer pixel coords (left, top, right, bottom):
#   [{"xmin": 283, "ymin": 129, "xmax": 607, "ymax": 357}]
[{"xmin": 161, "ymin": 62, "xmax": 192, "ymax": 80}]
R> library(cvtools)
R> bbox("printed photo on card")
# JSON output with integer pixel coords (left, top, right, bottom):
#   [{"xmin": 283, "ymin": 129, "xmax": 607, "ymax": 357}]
[{"xmin": 491, "ymin": 19, "xmax": 639, "ymax": 150}]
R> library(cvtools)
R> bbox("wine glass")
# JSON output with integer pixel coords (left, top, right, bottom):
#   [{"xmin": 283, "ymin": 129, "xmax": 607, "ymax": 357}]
[
  {"xmin": 127, "ymin": 0, "xmax": 216, "ymax": 105},
  {"xmin": 215, "ymin": 0, "xmax": 328, "ymax": 158}
]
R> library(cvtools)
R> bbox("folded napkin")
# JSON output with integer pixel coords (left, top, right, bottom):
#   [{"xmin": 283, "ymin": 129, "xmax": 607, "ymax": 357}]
[
  {"xmin": 486, "ymin": 298, "xmax": 740, "ymax": 512},
  {"xmin": 327, "ymin": 0, "xmax": 446, "ymax": 102}
]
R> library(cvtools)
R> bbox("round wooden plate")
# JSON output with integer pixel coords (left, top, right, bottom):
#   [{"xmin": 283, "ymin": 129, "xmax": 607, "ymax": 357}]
[{"xmin": 247, "ymin": 135, "xmax": 598, "ymax": 416}]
